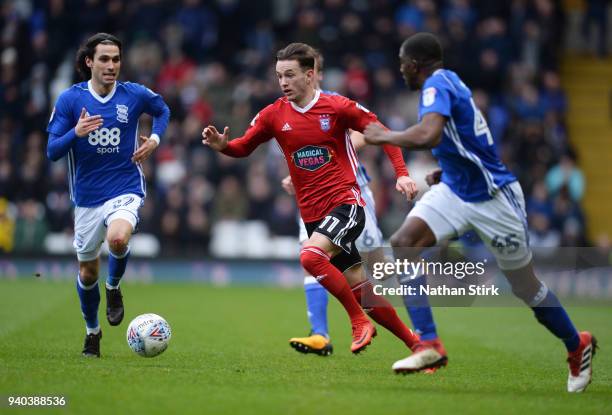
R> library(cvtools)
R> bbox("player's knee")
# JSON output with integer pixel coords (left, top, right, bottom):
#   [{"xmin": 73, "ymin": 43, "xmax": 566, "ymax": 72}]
[
  {"xmin": 108, "ymin": 235, "xmax": 129, "ymax": 255},
  {"xmin": 510, "ymin": 283, "xmax": 533, "ymax": 304},
  {"xmin": 390, "ymin": 230, "xmax": 418, "ymax": 248},
  {"xmin": 300, "ymin": 246, "xmax": 329, "ymax": 272},
  {"xmin": 299, "ymin": 249, "xmax": 317, "ymax": 270},
  {"xmin": 507, "ymin": 273, "xmax": 545, "ymax": 305},
  {"xmin": 79, "ymin": 263, "xmax": 98, "ymax": 285},
  {"xmin": 391, "ymin": 216, "xmax": 436, "ymax": 248}
]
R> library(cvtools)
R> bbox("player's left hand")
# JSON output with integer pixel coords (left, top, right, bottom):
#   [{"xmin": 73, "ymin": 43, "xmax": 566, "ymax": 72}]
[
  {"xmin": 363, "ymin": 122, "xmax": 390, "ymax": 145},
  {"xmin": 131, "ymin": 135, "xmax": 158, "ymax": 163},
  {"xmin": 395, "ymin": 175, "xmax": 418, "ymax": 201}
]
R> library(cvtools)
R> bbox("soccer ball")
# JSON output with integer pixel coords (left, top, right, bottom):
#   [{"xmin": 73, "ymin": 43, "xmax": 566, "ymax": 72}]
[{"xmin": 126, "ymin": 313, "xmax": 172, "ymax": 357}]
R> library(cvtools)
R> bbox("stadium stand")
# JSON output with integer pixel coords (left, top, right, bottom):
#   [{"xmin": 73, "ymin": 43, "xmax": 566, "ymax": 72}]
[{"xmin": 1, "ymin": 0, "xmax": 610, "ymax": 257}]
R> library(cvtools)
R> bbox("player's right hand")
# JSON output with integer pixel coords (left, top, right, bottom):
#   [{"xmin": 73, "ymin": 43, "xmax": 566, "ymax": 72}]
[
  {"xmin": 201, "ymin": 125, "xmax": 229, "ymax": 151},
  {"xmin": 281, "ymin": 175, "xmax": 295, "ymax": 195},
  {"xmin": 74, "ymin": 108, "xmax": 103, "ymax": 137},
  {"xmin": 425, "ymin": 168, "xmax": 443, "ymax": 186}
]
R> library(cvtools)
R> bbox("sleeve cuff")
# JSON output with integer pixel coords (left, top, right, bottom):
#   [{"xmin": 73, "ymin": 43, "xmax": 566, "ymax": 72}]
[
  {"xmin": 396, "ymin": 168, "xmax": 409, "ymax": 178},
  {"xmin": 149, "ymin": 134, "xmax": 160, "ymax": 146}
]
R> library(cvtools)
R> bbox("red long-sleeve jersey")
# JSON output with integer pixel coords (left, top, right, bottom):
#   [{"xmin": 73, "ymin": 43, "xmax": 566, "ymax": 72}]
[{"xmin": 222, "ymin": 90, "xmax": 408, "ymax": 222}]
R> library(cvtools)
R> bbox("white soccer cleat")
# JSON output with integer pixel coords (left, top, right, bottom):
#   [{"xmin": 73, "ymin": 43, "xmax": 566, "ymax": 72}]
[
  {"xmin": 392, "ymin": 346, "xmax": 447, "ymax": 374},
  {"xmin": 567, "ymin": 331, "xmax": 597, "ymax": 393}
]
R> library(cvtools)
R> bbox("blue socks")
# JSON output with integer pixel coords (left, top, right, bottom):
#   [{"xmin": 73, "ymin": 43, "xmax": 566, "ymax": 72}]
[
  {"xmin": 304, "ymin": 277, "xmax": 329, "ymax": 337},
  {"xmin": 531, "ymin": 287, "xmax": 580, "ymax": 352},
  {"xmin": 76, "ymin": 275, "xmax": 100, "ymax": 334},
  {"xmin": 401, "ymin": 275, "xmax": 438, "ymax": 341},
  {"xmin": 106, "ymin": 247, "xmax": 130, "ymax": 289},
  {"xmin": 401, "ymin": 275, "xmax": 580, "ymax": 351}
]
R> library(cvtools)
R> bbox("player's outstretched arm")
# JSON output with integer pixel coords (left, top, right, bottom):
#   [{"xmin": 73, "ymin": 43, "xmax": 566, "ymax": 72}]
[
  {"xmin": 364, "ymin": 113, "xmax": 446, "ymax": 150},
  {"xmin": 349, "ymin": 128, "xmax": 416, "ymax": 200},
  {"xmin": 351, "ymin": 128, "xmax": 417, "ymax": 200},
  {"xmin": 201, "ymin": 125, "xmax": 229, "ymax": 152},
  {"xmin": 202, "ymin": 115, "xmax": 272, "ymax": 158}
]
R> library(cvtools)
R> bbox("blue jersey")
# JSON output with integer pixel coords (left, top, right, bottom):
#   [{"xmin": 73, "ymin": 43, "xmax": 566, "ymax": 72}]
[
  {"xmin": 47, "ymin": 81, "xmax": 170, "ymax": 207},
  {"xmin": 419, "ymin": 69, "xmax": 516, "ymax": 202},
  {"xmin": 320, "ymin": 89, "xmax": 371, "ymax": 187}
]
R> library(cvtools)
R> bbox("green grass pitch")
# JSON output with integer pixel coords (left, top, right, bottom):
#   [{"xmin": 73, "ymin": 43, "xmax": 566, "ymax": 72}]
[{"xmin": 1, "ymin": 279, "xmax": 610, "ymax": 415}]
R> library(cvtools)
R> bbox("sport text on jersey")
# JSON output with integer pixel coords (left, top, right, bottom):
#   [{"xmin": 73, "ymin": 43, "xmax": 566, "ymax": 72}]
[{"xmin": 88, "ymin": 127, "xmax": 121, "ymax": 154}]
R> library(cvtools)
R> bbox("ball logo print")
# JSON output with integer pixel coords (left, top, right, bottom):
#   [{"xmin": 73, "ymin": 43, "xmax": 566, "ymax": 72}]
[
  {"xmin": 126, "ymin": 313, "xmax": 172, "ymax": 357},
  {"xmin": 88, "ymin": 127, "xmax": 121, "ymax": 154},
  {"xmin": 127, "ymin": 325, "xmax": 144, "ymax": 355}
]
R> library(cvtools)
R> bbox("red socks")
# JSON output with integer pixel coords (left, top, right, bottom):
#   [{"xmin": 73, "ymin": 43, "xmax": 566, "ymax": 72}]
[
  {"xmin": 300, "ymin": 246, "xmax": 367, "ymax": 324},
  {"xmin": 300, "ymin": 246, "xmax": 418, "ymax": 350},
  {"xmin": 352, "ymin": 280, "xmax": 419, "ymax": 349}
]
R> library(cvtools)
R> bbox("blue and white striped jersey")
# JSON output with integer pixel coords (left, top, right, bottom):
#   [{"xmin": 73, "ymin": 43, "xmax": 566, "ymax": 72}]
[
  {"xmin": 47, "ymin": 81, "xmax": 169, "ymax": 207},
  {"xmin": 355, "ymin": 163, "xmax": 370, "ymax": 187},
  {"xmin": 419, "ymin": 69, "xmax": 516, "ymax": 202}
]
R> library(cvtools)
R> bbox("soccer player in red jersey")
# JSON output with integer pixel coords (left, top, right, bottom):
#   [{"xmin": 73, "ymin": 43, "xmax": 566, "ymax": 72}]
[{"xmin": 202, "ymin": 43, "xmax": 439, "ymax": 367}]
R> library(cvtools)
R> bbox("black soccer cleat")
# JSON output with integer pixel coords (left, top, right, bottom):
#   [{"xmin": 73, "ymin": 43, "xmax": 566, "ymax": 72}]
[
  {"xmin": 82, "ymin": 331, "xmax": 102, "ymax": 357},
  {"xmin": 106, "ymin": 286, "xmax": 124, "ymax": 326}
]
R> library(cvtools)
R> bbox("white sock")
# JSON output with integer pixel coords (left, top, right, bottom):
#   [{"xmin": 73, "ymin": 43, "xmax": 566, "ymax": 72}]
[{"xmin": 86, "ymin": 326, "xmax": 101, "ymax": 335}]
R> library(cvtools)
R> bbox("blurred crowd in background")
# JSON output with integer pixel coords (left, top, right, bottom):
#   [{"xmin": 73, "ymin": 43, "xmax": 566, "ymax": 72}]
[{"xmin": 0, "ymin": 0, "xmax": 610, "ymax": 256}]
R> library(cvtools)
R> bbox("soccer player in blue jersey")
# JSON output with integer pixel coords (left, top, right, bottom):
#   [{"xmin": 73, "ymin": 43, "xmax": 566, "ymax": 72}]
[
  {"xmin": 285, "ymin": 52, "xmax": 446, "ymax": 364},
  {"xmin": 46, "ymin": 33, "xmax": 170, "ymax": 357},
  {"xmin": 364, "ymin": 32, "xmax": 596, "ymax": 391}
]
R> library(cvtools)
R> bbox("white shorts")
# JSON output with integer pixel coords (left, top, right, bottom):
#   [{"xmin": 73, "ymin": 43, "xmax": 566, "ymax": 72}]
[
  {"xmin": 408, "ymin": 181, "xmax": 532, "ymax": 270},
  {"xmin": 299, "ymin": 184, "xmax": 383, "ymax": 253},
  {"xmin": 73, "ymin": 194, "xmax": 143, "ymax": 262}
]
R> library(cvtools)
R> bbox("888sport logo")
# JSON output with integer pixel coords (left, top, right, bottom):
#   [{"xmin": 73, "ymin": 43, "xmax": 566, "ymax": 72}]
[{"xmin": 88, "ymin": 127, "xmax": 121, "ymax": 154}]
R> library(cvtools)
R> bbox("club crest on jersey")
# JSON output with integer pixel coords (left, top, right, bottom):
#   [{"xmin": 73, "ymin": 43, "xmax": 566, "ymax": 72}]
[
  {"xmin": 116, "ymin": 104, "xmax": 129, "ymax": 123},
  {"xmin": 319, "ymin": 115, "xmax": 331, "ymax": 132},
  {"xmin": 292, "ymin": 145, "xmax": 332, "ymax": 171},
  {"xmin": 423, "ymin": 87, "xmax": 436, "ymax": 107}
]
